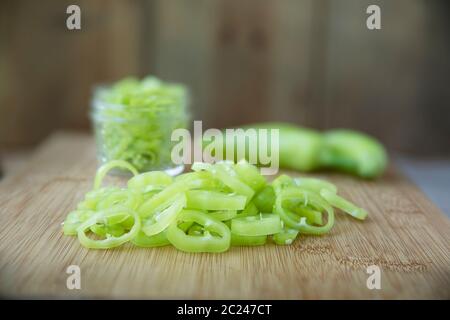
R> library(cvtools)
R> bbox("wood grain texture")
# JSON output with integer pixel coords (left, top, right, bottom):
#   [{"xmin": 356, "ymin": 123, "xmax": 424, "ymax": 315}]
[{"xmin": 0, "ymin": 132, "xmax": 449, "ymax": 299}]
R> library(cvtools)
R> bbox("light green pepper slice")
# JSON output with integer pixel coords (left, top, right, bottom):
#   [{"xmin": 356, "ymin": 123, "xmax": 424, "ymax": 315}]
[
  {"xmin": 273, "ymin": 228, "xmax": 299, "ymax": 245},
  {"xmin": 141, "ymin": 195, "xmax": 186, "ymax": 236},
  {"xmin": 282, "ymin": 202, "xmax": 323, "ymax": 225},
  {"xmin": 231, "ymin": 233, "xmax": 267, "ymax": 246},
  {"xmin": 231, "ymin": 213, "xmax": 282, "ymax": 236},
  {"xmin": 63, "ymin": 210, "xmax": 94, "ymax": 236},
  {"xmin": 208, "ymin": 210, "xmax": 238, "ymax": 221},
  {"xmin": 138, "ymin": 181, "xmax": 188, "ymax": 217},
  {"xmin": 167, "ymin": 210, "xmax": 231, "ymax": 253},
  {"xmin": 234, "ymin": 159, "xmax": 267, "ymax": 192},
  {"xmin": 192, "ymin": 162, "xmax": 254, "ymax": 201},
  {"xmin": 93, "ymin": 160, "xmax": 138, "ymax": 190},
  {"xmin": 320, "ymin": 189, "xmax": 368, "ymax": 220},
  {"xmin": 132, "ymin": 230, "xmax": 170, "ymax": 247},
  {"xmin": 128, "ymin": 171, "xmax": 173, "ymax": 193},
  {"xmin": 77, "ymin": 206, "xmax": 141, "ymax": 249},
  {"xmin": 294, "ymin": 177, "xmax": 337, "ymax": 194},
  {"xmin": 186, "ymin": 190, "xmax": 247, "ymax": 211},
  {"xmin": 236, "ymin": 201, "xmax": 259, "ymax": 218},
  {"xmin": 275, "ymin": 187, "xmax": 334, "ymax": 235},
  {"xmin": 253, "ymin": 186, "xmax": 276, "ymax": 213}
]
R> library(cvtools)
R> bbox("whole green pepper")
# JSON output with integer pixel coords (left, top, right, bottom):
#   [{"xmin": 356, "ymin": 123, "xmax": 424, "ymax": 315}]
[
  {"xmin": 319, "ymin": 129, "xmax": 387, "ymax": 178},
  {"xmin": 210, "ymin": 122, "xmax": 387, "ymax": 178},
  {"xmin": 246, "ymin": 122, "xmax": 323, "ymax": 171}
]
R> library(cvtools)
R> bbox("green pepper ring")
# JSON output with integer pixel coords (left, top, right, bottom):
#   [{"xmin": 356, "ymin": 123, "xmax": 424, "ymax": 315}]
[
  {"xmin": 275, "ymin": 187, "xmax": 335, "ymax": 235},
  {"xmin": 166, "ymin": 210, "xmax": 231, "ymax": 253},
  {"xmin": 77, "ymin": 206, "xmax": 141, "ymax": 249}
]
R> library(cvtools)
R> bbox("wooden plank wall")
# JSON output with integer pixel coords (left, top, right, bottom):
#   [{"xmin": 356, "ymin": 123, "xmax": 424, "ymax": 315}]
[
  {"xmin": 1, "ymin": 0, "xmax": 449, "ymax": 155},
  {"xmin": 0, "ymin": 0, "xmax": 144, "ymax": 146}
]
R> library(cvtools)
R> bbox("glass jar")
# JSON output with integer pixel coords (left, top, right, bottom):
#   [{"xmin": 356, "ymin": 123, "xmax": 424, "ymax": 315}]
[{"xmin": 90, "ymin": 77, "xmax": 190, "ymax": 175}]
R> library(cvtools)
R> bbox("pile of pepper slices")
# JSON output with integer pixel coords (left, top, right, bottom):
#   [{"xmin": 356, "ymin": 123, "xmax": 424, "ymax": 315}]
[{"xmin": 63, "ymin": 160, "xmax": 367, "ymax": 252}]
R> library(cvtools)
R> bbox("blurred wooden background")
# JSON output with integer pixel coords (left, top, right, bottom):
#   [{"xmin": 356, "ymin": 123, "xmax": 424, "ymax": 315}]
[{"xmin": 0, "ymin": 0, "xmax": 449, "ymax": 155}]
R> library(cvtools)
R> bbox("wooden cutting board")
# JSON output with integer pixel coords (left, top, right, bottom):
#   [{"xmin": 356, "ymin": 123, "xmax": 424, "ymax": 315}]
[{"xmin": 0, "ymin": 132, "xmax": 449, "ymax": 299}]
